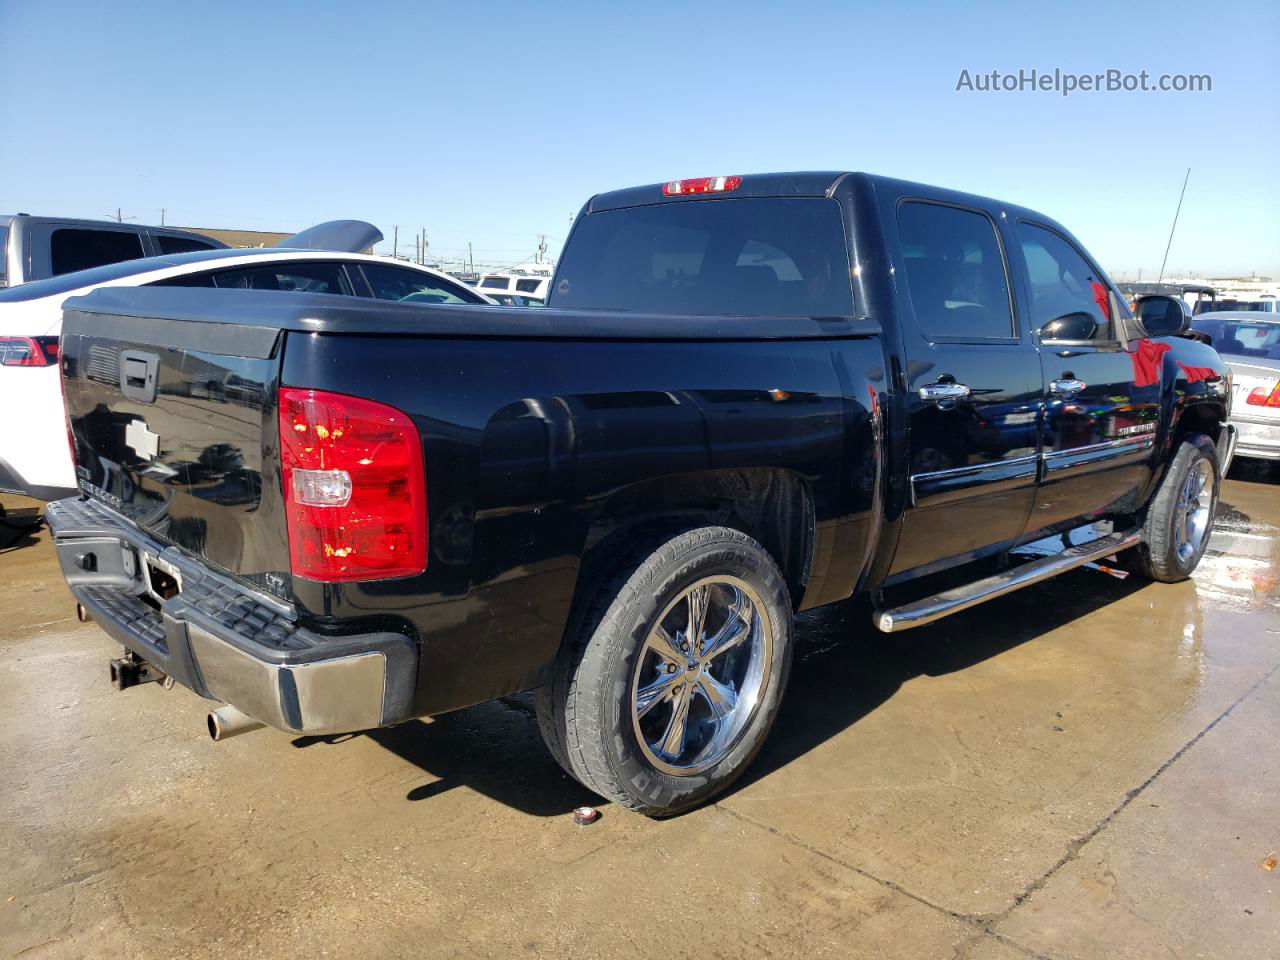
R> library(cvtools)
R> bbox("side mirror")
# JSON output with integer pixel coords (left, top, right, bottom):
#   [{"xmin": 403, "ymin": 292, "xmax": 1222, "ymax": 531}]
[
  {"xmin": 1135, "ymin": 295, "xmax": 1191, "ymax": 338},
  {"xmin": 1040, "ymin": 311, "xmax": 1099, "ymax": 341}
]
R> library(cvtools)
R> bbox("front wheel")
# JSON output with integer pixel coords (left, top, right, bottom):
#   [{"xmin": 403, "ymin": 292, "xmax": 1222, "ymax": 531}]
[
  {"xmin": 1126, "ymin": 433, "xmax": 1220, "ymax": 582},
  {"xmin": 535, "ymin": 527, "xmax": 792, "ymax": 817}
]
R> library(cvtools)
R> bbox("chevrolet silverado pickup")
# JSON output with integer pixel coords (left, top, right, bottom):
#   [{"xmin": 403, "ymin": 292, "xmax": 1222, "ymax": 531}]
[{"xmin": 48, "ymin": 172, "xmax": 1233, "ymax": 816}]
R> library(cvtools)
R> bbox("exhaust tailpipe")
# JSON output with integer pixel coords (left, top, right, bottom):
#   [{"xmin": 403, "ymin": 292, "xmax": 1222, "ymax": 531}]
[
  {"xmin": 207, "ymin": 705, "xmax": 265, "ymax": 741},
  {"xmin": 76, "ymin": 602, "xmax": 92, "ymax": 623}
]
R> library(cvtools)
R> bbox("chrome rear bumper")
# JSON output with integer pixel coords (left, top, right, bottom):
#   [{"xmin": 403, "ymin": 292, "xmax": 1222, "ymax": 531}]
[
  {"xmin": 1231, "ymin": 417, "xmax": 1280, "ymax": 461},
  {"xmin": 46, "ymin": 497, "xmax": 418, "ymax": 735}
]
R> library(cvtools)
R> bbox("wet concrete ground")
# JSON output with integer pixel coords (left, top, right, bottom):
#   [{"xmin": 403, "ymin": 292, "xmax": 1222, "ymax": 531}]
[{"xmin": 2, "ymin": 465, "xmax": 1278, "ymax": 959}]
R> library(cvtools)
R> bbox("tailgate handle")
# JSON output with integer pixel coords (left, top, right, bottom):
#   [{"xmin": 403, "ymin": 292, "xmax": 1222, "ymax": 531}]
[{"xmin": 119, "ymin": 350, "xmax": 159, "ymax": 404}]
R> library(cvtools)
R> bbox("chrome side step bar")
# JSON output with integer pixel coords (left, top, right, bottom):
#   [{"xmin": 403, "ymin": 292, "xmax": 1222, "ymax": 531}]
[{"xmin": 874, "ymin": 528, "xmax": 1143, "ymax": 633}]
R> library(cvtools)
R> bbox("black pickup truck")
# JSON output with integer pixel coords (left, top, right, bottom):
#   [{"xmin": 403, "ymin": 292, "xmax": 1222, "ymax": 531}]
[{"xmin": 48, "ymin": 172, "xmax": 1233, "ymax": 816}]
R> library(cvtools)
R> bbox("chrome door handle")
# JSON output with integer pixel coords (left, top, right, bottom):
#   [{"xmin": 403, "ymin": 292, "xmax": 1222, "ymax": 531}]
[
  {"xmin": 1049, "ymin": 378, "xmax": 1087, "ymax": 396},
  {"xmin": 918, "ymin": 382, "xmax": 972, "ymax": 402}
]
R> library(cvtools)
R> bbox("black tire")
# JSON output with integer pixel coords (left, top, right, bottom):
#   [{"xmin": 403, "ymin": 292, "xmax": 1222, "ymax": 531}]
[
  {"xmin": 534, "ymin": 526, "xmax": 793, "ymax": 817},
  {"xmin": 1125, "ymin": 433, "xmax": 1219, "ymax": 583}
]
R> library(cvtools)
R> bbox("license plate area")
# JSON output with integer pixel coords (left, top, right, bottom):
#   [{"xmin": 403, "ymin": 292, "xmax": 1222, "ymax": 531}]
[{"xmin": 142, "ymin": 553, "xmax": 183, "ymax": 603}]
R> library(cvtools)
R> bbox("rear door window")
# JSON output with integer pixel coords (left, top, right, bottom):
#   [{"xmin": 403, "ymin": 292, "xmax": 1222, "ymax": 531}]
[
  {"xmin": 211, "ymin": 262, "xmax": 352, "ymax": 295},
  {"xmin": 896, "ymin": 202, "xmax": 1015, "ymax": 341},
  {"xmin": 515, "ymin": 278, "xmax": 541, "ymax": 293},
  {"xmin": 149, "ymin": 271, "xmax": 218, "ymax": 287},
  {"xmin": 155, "ymin": 234, "xmax": 219, "ymax": 254},
  {"xmin": 50, "ymin": 228, "xmax": 146, "ymax": 276},
  {"xmin": 361, "ymin": 262, "xmax": 481, "ymax": 304},
  {"xmin": 551, "ymin": 198, "xmax": 854, "ymax": 317}
]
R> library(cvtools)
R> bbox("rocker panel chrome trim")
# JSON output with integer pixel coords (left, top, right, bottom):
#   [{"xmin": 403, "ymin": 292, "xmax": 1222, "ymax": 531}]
[{"xmin": 874, "ymin": 527, "xmax": 1143, "ymax": 632}]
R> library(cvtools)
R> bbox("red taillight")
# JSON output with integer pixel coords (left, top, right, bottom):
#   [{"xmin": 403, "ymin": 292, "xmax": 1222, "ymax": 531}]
[
  {"xmin": 1246, "ymin": 382, "xmax": 1280, "ymax": 407},
  {"xmin": 0, "ymin": 335, "xmax": 59, "ymax": 367},
  {"xmin": 662, "ymin": 176, "xmax": 742, "ymax": 196},
  {"xmin": 278, "ymin": 388, "xmax": 427, "ymax": 582}
]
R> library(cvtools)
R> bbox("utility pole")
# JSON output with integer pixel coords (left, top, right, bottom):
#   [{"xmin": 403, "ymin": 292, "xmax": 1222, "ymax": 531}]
[
  {"xmin": 160, "ymin": 208, "xmax": 165, "ymax": 226},
  {"xmin": 420, "ymin": 228, "xmax": 427, "ymax": 265},
  {"xmin": 468, "ymin": 242, "xmax": 474, "ymax": 274},
  {"xmin": 537, "ymin": 234, "xmax": 547, "ymax": 264},
  {"xmin": 392, "ymin": 225, "xmax": 398, "ymax": 259},
  {"xmin": 1157, "ymin": 168, "xmax": 1191, "ymax": 284}
]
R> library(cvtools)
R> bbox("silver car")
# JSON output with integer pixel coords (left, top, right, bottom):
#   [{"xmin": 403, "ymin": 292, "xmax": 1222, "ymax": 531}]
[{"xmin": 1193, "ymin": 311, "xmax": 1280, "ymax": 462}]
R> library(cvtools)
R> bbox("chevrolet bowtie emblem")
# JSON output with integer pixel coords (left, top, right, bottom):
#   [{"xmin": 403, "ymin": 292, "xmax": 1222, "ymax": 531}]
[{"xmin": 124, "ymin": 419, "xmax": 160, "ymax": 460}]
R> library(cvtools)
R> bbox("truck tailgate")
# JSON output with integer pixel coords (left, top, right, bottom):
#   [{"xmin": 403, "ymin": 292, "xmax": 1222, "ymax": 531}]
[{"xmin": 60, "ymin": 301, "xmax": 291, "ymax": 598}]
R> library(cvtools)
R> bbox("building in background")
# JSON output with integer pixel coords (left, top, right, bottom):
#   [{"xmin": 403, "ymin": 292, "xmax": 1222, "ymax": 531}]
[{"xmin": 180, "ymin": 227, "xmax": 291, "ymax": 248}]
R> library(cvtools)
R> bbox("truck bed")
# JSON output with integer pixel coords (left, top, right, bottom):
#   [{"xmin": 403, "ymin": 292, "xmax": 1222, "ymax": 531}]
[
  {"xmin": 70, "ymin": 286, "xmax": 881, "ymax": 341},
  {"xmin": 58, "ymin": 286, "xmax": 884, "ymax": 718}
]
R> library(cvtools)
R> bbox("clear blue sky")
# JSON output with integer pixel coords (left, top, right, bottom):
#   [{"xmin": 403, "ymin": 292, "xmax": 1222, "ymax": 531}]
[{"xmin": 2, "ymin": 0, "xmax": 1277, "ymax": 277}]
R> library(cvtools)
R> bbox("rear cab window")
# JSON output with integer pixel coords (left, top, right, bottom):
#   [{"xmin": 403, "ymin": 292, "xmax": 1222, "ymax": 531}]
[
  {"xmin": 550, "ymin": 198, "xmax": 854, "ymax": 317},
  {"xmin": 50, "ymin": 228, "xmax": 146, "ymax": 276},
  {"xmin": 0, "ymin": 222, "xmax": 8, "ymax": 286}
]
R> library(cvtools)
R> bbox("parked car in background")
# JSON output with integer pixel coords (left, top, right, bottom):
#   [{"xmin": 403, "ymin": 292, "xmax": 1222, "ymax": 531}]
[
  {"xmin": 1192, "ymin": 310, "xmax": 1280, "ymax": 461},
  {"xmin": 0, "ymin": 214, "xmax": 226, "ymax": 287},
  {"xmin": 474, "ymin": 269, "xmax": 553, "ymax": 300},
  {"xmin": 0, "ymin": 224, "xmax": 491, "ymax": 501},
  {"xmin": 47, "ymin": 171, "xmax": 1229, "ymax": 818},
  {"xmin": 1119, "ymin": 281, "xmax": 1217, "ymax": 314},
  {"xmin": 1194, "ymin": 298, "xmax": 1279, "ymax": 314}
]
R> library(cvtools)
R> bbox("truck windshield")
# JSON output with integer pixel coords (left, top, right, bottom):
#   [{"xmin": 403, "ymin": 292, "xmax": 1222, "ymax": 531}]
[
  {"xmin": 1192, "ymin": 317, "xmax": 1280, "ymax": 359},
  {"xmin": 551, "ymin": 198, "xmax": 854, "ymax": 317}
]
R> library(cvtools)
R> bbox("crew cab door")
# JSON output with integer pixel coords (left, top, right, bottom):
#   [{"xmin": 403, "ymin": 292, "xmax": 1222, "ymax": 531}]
[
  {"xmin": 1013, "ymin": 222, "xmax": 1154, "ymax": 532},
  {"xmin": 885, "ymin": 199, "xmax": 1042, "ymax": 578}
]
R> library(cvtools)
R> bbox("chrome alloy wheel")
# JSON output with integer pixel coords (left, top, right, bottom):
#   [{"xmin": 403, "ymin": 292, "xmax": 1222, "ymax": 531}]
[
  {"xmin": 1175, "ymin": 458, "xmax": 1214, "ymax": 563},
  {"xmin": 630, "ymin": 576, "xmax": 772, "ymax": 777}
]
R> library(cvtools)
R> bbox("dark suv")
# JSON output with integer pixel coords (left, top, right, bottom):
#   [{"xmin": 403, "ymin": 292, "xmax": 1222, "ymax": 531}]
[{"xmin": 0, "ymin": 214, "xmax": 225, "ymax": 287}]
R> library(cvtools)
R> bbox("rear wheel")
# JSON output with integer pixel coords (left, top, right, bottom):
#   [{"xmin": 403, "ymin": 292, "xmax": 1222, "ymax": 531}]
[
  {"xmin": 535, "ymin": 526, "xmax": 792, "ymax": 817},
  {"xmin": 1125, "ymin": 433, "xmax": 1219, "ymax": 582}
]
